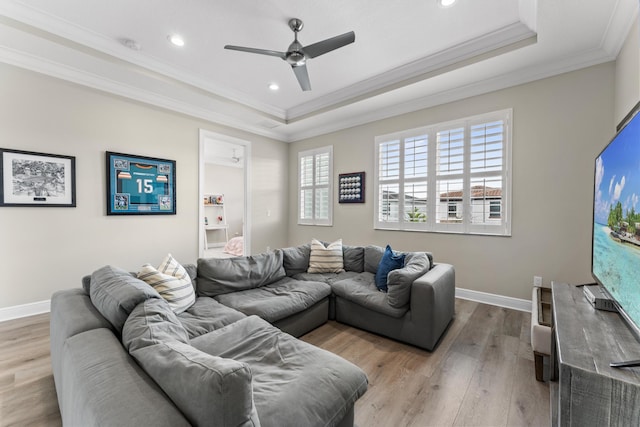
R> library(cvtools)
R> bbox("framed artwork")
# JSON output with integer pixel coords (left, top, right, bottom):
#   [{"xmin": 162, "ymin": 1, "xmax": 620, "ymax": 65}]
[
  {"xmin": 339, "ymin": 171, "xmax": 365, "ymax": 203},
  {"xmin": 106, "ymin": 151, "xmax": 176, "ymax": 215},
  {"xmin": 0, "ymin": 148, "xmax": 76, "ymax": 207}
]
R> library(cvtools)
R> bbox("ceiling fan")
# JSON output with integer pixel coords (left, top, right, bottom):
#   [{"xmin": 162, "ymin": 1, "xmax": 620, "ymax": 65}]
[{"xmin": 224, "ymin": 18, "xmax": 355, "ymax": 91}]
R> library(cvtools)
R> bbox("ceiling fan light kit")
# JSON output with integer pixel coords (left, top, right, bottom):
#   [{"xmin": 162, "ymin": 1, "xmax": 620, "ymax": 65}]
[{"xmin": 224, "ymin": 18, "xmax": 355, "ymax": 92}]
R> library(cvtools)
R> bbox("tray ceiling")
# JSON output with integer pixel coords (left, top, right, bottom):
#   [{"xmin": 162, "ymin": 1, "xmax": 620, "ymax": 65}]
[{"xmin": 0, "ymin": 0, "xmax": 636, "ymax": 141}]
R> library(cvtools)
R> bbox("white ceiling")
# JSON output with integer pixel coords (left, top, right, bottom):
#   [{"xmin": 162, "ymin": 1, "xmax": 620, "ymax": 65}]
[{"xmin": 0, "ymin": 0, "xmax": 637, "ymax": 142}]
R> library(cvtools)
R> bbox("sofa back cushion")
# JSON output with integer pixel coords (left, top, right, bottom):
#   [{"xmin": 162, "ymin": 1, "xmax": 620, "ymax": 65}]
[
  {"xmin": 282, "ymin": 244, "xmax": 311, "ymax": 276},
  {"xmin": 122, "ymin": 298, "xmax": 190, "ymax": 353},
  {"xmin": 343, "ymin": 245, "xmax": 365, "ymax": 272},
  {"xmin": 387, "ymin": 252, "xmax": 431, "ymax": 308},
  {"xmin": 197, "ymin": 250, "xmax": 286, "ymax": 297},
  {"xmin": 130, "ymin": 341, "xmax": 259, "ymax": 427},
  {"xmin": 89, "ymin": 265, "xmax": 161, "ymax": 333},
  {"xmin": 364, "ymin": 245, "xmax": 385, "ymax": 274}
]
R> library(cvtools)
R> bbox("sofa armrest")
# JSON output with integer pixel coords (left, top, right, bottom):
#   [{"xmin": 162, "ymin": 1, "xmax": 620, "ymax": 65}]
[
  {"xmin": 409, "ymin": 263, "xmax": 455, "ymax": 338},
  {"xmin": 60, "ymin": 328, "xmax": 190, "ymax": 427}
]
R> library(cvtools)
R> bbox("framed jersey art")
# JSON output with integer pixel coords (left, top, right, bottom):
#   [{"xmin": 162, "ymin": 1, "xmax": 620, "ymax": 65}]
[{"xmin": 106, "ymin": 151, "xmax": 176, "ymax": 215}]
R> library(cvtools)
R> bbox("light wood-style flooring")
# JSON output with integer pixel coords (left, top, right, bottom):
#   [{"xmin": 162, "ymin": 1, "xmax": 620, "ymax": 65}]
[
  {"xmin": 0, "ymin": 299, "xmax": 549, "ymax": 427},
  {"xmin": 303, "ymin": 299, "xmax": 550, "ymax": 426}
]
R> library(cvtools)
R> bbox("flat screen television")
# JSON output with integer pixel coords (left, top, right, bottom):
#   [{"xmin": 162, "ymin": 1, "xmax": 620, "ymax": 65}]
[{"xmin": 592, "ymin": 101, "xmax": 640, "ymax": 366}]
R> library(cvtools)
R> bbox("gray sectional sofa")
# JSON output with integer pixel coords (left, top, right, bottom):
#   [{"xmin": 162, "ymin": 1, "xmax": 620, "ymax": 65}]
[{"xmin": 50, "ymin": 243, "xmax": 455, "ymax": 426}]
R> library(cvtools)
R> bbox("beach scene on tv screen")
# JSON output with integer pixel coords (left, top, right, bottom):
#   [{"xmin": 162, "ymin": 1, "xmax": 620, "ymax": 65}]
[{"xmin": 593, "ymin": 115, "xmax": 640, "ymax": 328}]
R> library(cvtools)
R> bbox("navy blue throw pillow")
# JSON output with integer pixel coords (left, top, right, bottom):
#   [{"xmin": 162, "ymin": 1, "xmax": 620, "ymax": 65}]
[{"xmin": 375, "ymin": 245, "xmax": 405, "ymax": 292}]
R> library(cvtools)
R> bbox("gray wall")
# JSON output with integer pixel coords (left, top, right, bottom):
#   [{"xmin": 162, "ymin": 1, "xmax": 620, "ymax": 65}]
[
  {"xmin": 0, "ymin": 63, "xmax": 289, "ymax": 309},
  {"xmin": 288, "ymin": 63, "xmax": 616, "ymax": 301}
]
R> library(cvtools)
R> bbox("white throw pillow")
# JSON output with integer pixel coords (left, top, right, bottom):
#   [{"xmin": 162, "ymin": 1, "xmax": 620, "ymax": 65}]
[
  {"xmin": 307, "ymin": 238, "xmax": 345, "ymax": 273},
  {"xmin": 137, "ymin": 254, "xmax": 196, "ymax": 314}
]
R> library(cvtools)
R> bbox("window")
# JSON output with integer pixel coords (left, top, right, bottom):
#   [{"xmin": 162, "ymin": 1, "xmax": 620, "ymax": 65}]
[
  {"xmin": 298, "ymin": 146, "xmax": 333, "ymax": 226},
  {"xmin": 490, "ymin": 200, "xmax": 501, "ymax": 218},
  {"xmin": 374, "ymin": 109, "xmax": 511, "ymax": 235}
]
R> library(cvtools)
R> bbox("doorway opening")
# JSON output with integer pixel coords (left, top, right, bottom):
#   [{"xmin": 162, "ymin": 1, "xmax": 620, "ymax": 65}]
[{"xmin": 199, "ymin": 130, "xmax": 251, "ymax": 258}]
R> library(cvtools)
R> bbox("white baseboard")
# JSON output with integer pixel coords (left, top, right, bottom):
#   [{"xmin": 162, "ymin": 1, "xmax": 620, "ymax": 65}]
[
  {"xmin": 0, "ymin": 300, "xmax": 50, "ymax": 322},
  {"xmin": 456, "ymin": 287, "xmax": 532, "ymax": 312},
  {"xmin": 0, "ymin": 288, "xmax": 531, "ymax": 323}
]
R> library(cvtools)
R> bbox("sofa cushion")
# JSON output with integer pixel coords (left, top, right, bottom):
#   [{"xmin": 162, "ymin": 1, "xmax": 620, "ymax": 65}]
[
  {"xmin": 137, "ymin": 254, "xmax": 196, "ymax": 314},
  {"xmin": 81, "ymin": 262, "xmax": 198, "ymax": 294},
  {"xmin": 121, "ymin": 298, "xmax": 190, "ymax": 353},
  {"xmin": 214, "ymin": 277, "xmax": 332, "ymax": 323},
  {"xmin": 61, "ymin": 328, "xmax": 191, "ymax": 427},
  {"xmin": 375, "ymin": 245, "xmax": 406, "ymax": 292},
  {"xmin": 307, "ymin": 238, "xmax": 345, "ymax": 273},
  {"xmin": 182, "ymin": 263, "xmax": 198, "ymax": 292},
  {"xmin": 282, "ymin": 243, "xmax": 311, "ymax": 276},
  {"xmin": 197, "ymin": 249, "xmax": 286, "ymax": 297},
  {"xmin": 130, "ymin": 341, "xmax": 259, "ymax": 427},
  {"xmin": 89, "ymin": 265, "xmax": 161, "ymax": 333},
  {"xmin": 177, "ymin": 297, "xmax": 247, "ymax": 339},
  {"xmin": 387, "ymin": 252, "xmax": 431, "ymax": 308},
  {"xmin": 343, "ymin": 245, "xmax": 365, "ymax": 272},
  {"xmin": 191, "ymin": 315, "xmax": 368, "ymax": 427},
  {"xmin": 292, "ymin": 270, "xmax": 362, "ymax": 285},
  {"xmin": 364, "ymin": 245, "xmax": 385, "ymax": 273},
  {"xmin": 331, "ymin": 272, "xmax": 409, "ymax": 318}
]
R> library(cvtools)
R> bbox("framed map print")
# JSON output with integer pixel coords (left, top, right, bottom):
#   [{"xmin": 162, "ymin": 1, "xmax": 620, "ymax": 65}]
[
  {"xmin": 0, "ymin": 148, "xmax": 76, "ymax": 207},
  {"xmin": 106, "ymin": 151, "xmax": 176, "ymax": 215}
]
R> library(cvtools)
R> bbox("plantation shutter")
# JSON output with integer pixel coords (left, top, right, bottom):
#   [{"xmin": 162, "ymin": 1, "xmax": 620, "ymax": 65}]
[
  {"xmin": 298, "ymin": 146, "xmax": 333, "ymax": 225},
  {"xmin": 374, "ymin": 109, "xmax": 511, "ymax": 235}
]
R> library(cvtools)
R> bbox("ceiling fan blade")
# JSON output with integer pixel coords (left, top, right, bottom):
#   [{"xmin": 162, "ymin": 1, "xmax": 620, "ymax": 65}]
[
  {"xmin": 224, "ymin": 45, "xmax": 286, "ymax": 59},
  {"xmin": 292, "ymin": 64, "xmax": 311, "ymax": 91},
  {"xmin": 302, "ymin": 31, "xmax": 355, "ymax": 58}
]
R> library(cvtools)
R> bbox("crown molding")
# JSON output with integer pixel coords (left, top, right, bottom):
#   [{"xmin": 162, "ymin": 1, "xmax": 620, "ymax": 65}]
[
  {"xmin": 0, "ymin": 43, "xmax": 287, "ymax": 140},
  {"xmin": 282, "ymin": 47, "xmax": 617, "ymax": 142},
  {"xmin": 0, "ymin": 0, "xmax": 287, "ymax": 119},
  {"xmin": 286, "ymin": 21, "xmax": 537, "ymax": 121},
  {"xmin": 1, "ymin": 0, "xmax": 635, "ymax": 143},
  {"xmin": 600, "ymin": 0, "xmax": 639, "ymax": 55}
]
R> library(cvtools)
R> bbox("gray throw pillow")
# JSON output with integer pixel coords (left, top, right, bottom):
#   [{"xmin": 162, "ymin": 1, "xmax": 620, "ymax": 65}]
[
  {"xmin": 343, "ymin": 245, "xmax": 365, "ymax": 272},
  {"xmin": 364, "ymin": 245, "xmax": 385, "ymax": 273},
  {"xmin": 122, "ymin": 298, "xmax": 190, "ymax": 353},
  {"xmin": 282, "ymin": 244, "xmax": 311, "ymax": 276},
  {"xmin": 89, "ymin": 265, "xmax": 161, "ymax": 333},
  {"xmin": 130, "ymin": 341, "xmax": 259, "ymax": 427},
  {"xmin": 197, "ymin": 250, "xmax": 286, "ymax": 297},
  {"xmin": 387, "ymin": 253, "xmax": 431, "ymax": 308},
  {"xmin": 183, "ymin": 263, "xmax": 198, "ymax": 292}
]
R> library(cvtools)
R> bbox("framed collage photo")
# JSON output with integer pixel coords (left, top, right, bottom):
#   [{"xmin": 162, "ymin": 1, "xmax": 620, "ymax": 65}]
[
  {"xmin": 0, "ymin": 148, "xmax": 76, "ymax": 207},
  {"xmin": 106, "ymin": 151, "xmax": 176, "ymax": 215}
]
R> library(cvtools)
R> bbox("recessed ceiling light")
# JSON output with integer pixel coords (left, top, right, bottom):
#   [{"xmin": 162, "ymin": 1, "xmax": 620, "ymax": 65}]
[
  {"xmin": 438, "ymin": 0, "xmax": 457, "ymax": 7},
  {"xmin": 268, "ymin": 83, "xmax": 280, "ymax": 91},
  {"xmin": 168, "ymin": 34, "xmax": 185, "ymax": 47}
]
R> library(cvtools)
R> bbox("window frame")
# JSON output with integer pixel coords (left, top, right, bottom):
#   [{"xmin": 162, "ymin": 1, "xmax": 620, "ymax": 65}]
[
  {"xmin": 298, "ymin": 145, "xmax": 333, "ymax": 226},
  {"xmin": 374, "ymin": 109, "xmax": 512, "ymax": 236}
]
